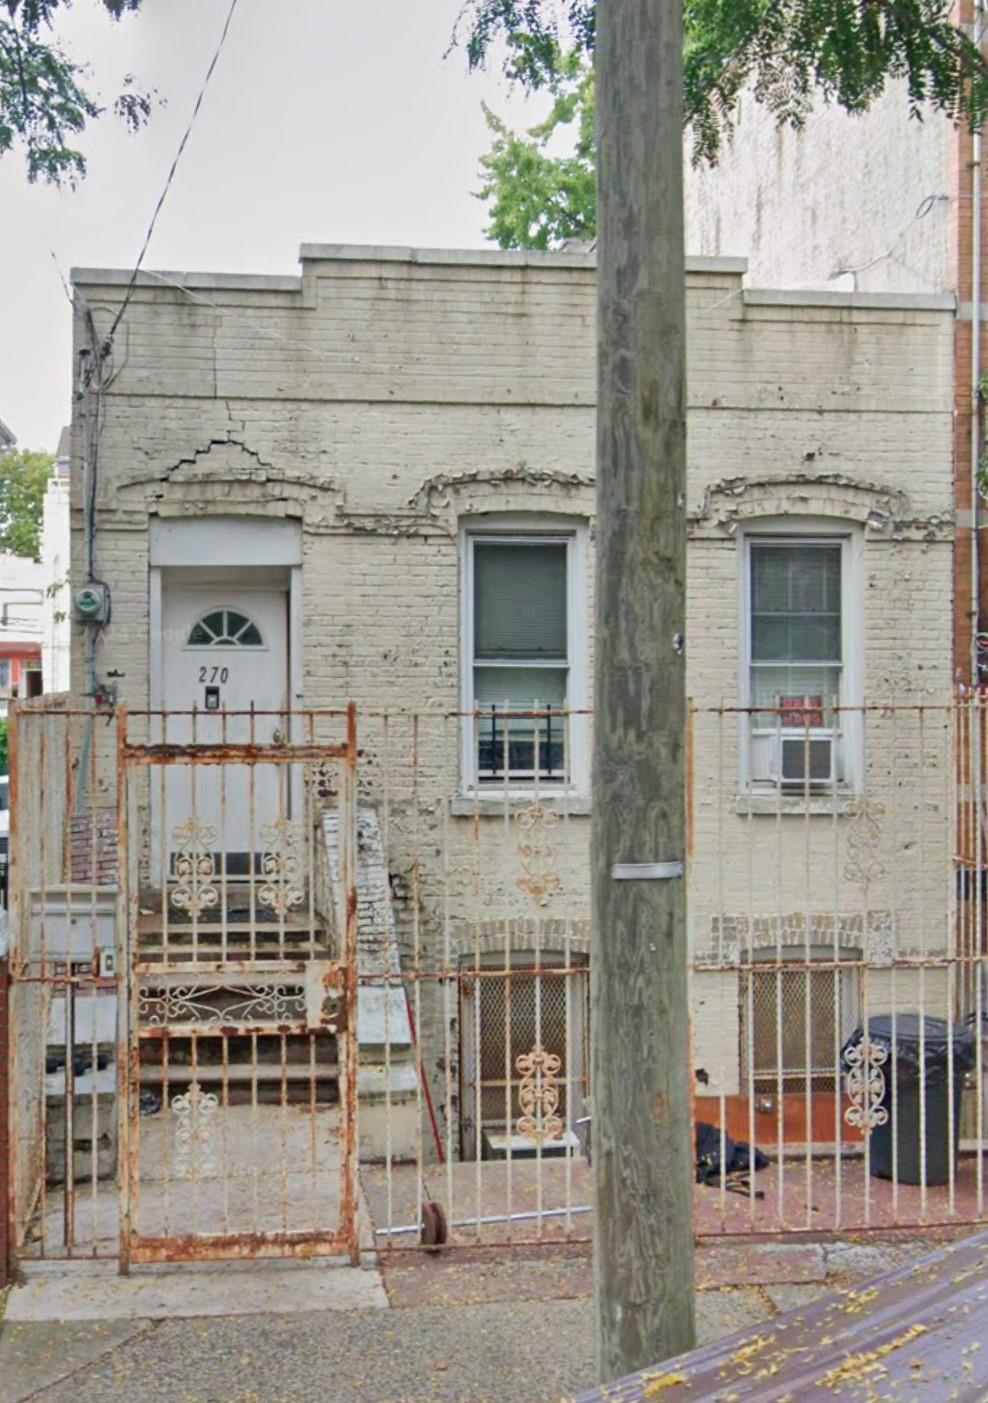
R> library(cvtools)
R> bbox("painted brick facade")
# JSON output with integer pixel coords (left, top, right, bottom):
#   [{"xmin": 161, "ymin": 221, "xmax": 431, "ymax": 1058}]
[{"xmin": 67, "ymin": 246, "xmax": 956, "ymax": 1122}]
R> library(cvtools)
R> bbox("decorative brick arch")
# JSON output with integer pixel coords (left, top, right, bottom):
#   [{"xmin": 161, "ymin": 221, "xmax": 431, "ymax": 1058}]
[
  {"xmin": 452, "ymin": 918, "xmax": 591, "ymax": 960},
  {"xmin": 689, "ymin": 471, "xmax": 952, "ymax": 542},
  {"xmin": 410, "ymin": 465, "xmax": 596, "ymax": 536}
]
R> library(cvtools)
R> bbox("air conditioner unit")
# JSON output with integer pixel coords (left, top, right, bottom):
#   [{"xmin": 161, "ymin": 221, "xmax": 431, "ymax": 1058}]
[{"xmin": 779, "ymin": 735, "xmax": 834, "ymax": 789}]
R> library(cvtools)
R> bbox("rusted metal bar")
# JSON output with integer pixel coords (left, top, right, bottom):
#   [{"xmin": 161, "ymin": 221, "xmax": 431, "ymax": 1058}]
[
  {"xmin": 116, "ymin": 705, "xmax": 133, "ymax": 1275},
  {"xmin": 342, "ymin": 700, "xmax": 360, "ymax": 1267},
  {"xmin": 62, "ymin": 962, "xmax": 75, "ymax": 1253},
  {"xmin": 4, "ymin": 702, "xmax": 18, "ymax": 1272},
  {"xmin": 128, "ymin": 1228, "xmax": 356, "ymax": 1264},
  {"xmin": 0, "ymin": 930, "xmax": 10, "ymax": 1286},
  {"xmin": 358, "ymin": 964, "xmax": 595, "ymax": 982},
  {"xmin": 123, "ymin": 742, "xmax": 347, "ymax": 766}
]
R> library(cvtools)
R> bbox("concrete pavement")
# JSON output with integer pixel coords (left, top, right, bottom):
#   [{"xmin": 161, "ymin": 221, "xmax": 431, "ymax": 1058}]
[{"xmin": 0, "ymin": 1237, "xmax": 947, "ymax": 1403}]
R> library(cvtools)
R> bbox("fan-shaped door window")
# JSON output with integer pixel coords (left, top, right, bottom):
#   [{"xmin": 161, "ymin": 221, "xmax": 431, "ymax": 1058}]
[{"xmin": 187, "ymin": 608, "xmax": 264, "ymax": 647}]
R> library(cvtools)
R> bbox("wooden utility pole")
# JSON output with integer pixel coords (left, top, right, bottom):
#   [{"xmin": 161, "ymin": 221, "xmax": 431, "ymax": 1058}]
[{"xmin": 592, "ymin": 0, "xmax": 695, "ymax": 1382}]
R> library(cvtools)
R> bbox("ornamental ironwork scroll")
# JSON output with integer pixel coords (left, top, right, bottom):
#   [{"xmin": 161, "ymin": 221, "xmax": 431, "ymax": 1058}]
[
  {"xmin": 170, "ymin": 819, "xmax": 219, "ymax": 918},
  {"xmin": 515, "ymin": 801, "xmax": 563, "ymax": 907},
  {"xmin": 516, "ymin": 1045, "xmax": 564, "ymax": 1145},
  {"xmin": 171, "ymin": 1080, "xmax": 219, "ymax": 1179},
  {"xmin": 258, "ymin": 817, "xmax": 306, "ymax": 915},
  {"xmin": 138, "ymin": 983, "xmax": 306, "ymax": 1027},
  {"xmin": 844, "ymin": 1039, "xmax": 890, "ymax": 1131}
]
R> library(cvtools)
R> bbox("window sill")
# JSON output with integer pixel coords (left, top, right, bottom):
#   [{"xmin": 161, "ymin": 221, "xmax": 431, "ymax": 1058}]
[
  {"xmin": 451, "ymin": 794, "xmax": 591, "ymax": 817},
  {"xmin": 735, "ymin": 790, "xmax": 858, "ymax": 817}
]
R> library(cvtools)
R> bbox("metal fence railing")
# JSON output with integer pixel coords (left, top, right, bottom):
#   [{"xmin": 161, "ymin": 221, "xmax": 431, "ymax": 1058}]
[
  {"xmin": 688, "ymin": 700, "xmax": 985, "ymax": 1237},
  {"xmin": 7, "ymin": 696, "xmax": 988, "ymax": 1267}
]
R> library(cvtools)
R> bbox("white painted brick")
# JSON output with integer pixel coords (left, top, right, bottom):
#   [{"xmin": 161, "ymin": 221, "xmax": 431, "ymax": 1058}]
[{"xmin": 66, "ymin": 248, "xmax": 955, "ymax": 1104}]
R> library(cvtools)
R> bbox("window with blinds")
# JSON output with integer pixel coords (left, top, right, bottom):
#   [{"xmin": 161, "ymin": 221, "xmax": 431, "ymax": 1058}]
[
  {"xmin": 746, "ymin": 536, "xmax": 853, "ymax": 788},
  {"xmin": 469, "ymin": 535, "xmax": 572, "ymax": 783}
]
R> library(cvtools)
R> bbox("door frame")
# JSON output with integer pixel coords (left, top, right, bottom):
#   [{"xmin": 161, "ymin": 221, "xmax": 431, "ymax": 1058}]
[
  {"xmin": 150, "ymin": 559, "xmax": 305, "ymax": 871},
  {"xmin": 149, "ymin": 513, "xmax": 304, "ymax": 716}
]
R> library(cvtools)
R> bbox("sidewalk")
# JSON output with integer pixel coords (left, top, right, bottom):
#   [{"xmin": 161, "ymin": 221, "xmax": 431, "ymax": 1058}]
[{"xmin": 0, "ymin": 1236, "xmax": 949, "ymax": 1403}]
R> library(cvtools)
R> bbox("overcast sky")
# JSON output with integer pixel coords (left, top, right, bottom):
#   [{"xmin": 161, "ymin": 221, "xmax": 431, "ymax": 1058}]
[{"xmin": 1, "ymin": 0, "xmax": 550, "ymax": 452}]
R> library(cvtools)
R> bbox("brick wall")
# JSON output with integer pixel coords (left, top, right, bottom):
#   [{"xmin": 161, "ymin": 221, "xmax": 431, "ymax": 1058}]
[
  {"xmin": 683, "ymin": 83, "xmax": 953, "ymax": 296},
  {"xmin": 68, "ymin": 810, "xmax": 118, "ymax": 886},
  {"xmin": 66, "ymin": 246, "xmax": 957, "ymax": 1104}
]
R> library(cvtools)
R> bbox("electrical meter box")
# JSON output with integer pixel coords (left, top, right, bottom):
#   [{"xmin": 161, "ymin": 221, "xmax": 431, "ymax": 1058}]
[{"xmin": 72, "ymin": 580, "xmax": 110, "ymax": 624}]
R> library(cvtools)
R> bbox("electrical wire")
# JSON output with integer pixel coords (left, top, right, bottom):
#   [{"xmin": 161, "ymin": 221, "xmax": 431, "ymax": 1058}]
[
  {"xmin": 72, "ymin": 0, "xmax": 240, "ymax": 703},
  {"xmin": 48, "ymin": 248, "xmax": 74, "ymax": 307},
  {"xmin": 107, "ymin": 0, "xmax": 241, "ymax": 342},
  {"xmin": 831, "ymin": 191, "xmax": 949, "ymax": 284}
]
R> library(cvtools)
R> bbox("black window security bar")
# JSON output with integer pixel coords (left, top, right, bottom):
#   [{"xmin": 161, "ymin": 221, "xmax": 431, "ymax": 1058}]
[{"xmin": 477, "ymin": 704, "xmax": 567, "ymax": 782}]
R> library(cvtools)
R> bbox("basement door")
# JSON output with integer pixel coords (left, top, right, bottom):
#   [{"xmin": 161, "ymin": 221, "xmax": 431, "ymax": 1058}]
[{"xmin": 157, "ymin": 584, "xmax": 289, "ymax": 872}]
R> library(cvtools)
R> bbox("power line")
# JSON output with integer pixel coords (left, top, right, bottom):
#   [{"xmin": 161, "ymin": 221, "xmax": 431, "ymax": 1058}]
[
  {"xmin": 48, "ymin": 248, "xmax": 74, "ymax": 307},
  {"xmin": 107, "ymin": 0, "xmax": 241, "ymax": 342},
  {"xmin": 832, "ymin": 191, "xmax": 949, "ymax": 285}
]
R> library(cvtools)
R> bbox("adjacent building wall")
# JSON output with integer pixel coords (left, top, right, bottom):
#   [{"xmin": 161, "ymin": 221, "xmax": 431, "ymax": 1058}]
[
  {"xmin": 0, "ymin": 552, "xmax": 44, "ymax": 717},
  {"xmin": 40, "ymin": 430, "xmax": 71, "ymax": 696},
  {"xmin": 684, "ymin": 84, "xmax": 954, "ymax": 294}
]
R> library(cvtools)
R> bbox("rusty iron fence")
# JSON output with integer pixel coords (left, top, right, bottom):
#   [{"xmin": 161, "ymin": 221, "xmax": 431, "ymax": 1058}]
[
  {"xmin": 688, "ymin": 698, "xmax": 987, "ymax": 1240},
  {"xmin": 5, "ymin": 700, "xmax": 360, "ymax": 1268},
  {"xmin": 7, "ymin": 695, "xmax": 988, "ymax": 1271}
]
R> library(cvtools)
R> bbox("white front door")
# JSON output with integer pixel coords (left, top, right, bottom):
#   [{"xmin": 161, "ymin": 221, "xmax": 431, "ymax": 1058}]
[{"xmin": 158, "ymin": 585, "xmax": 289, "ymax": 871}]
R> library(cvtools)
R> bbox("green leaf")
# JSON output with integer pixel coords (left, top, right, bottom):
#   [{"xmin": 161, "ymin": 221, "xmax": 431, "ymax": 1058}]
[
  {"xmin": 0, "ymin": 448, "xmax": 54, "ymax": 558},
  {"xmin": 0, "ymin": 1, "xmax": 152, "ymax": 185},
  {"xmin": 456, "ymin": 0, "xmax": 988, "ymax": 166},
  {"xmin": 476, "ymin": 46, "xmax": 596, "ymax": 248}
]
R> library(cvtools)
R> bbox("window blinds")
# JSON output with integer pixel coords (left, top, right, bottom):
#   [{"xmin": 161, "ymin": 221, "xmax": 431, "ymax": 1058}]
[{"xmin": 473, "ymin": 542, "xmax": 567, "ymax": 659}]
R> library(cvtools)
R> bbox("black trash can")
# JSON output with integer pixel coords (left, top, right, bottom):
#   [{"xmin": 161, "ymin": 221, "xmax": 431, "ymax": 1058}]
[{"xmin": 841, "ymin": 1015, "xmax": 975, "ymax": 1186}]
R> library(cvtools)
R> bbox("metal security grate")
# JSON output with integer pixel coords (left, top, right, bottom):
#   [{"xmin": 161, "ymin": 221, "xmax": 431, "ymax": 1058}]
[
  {"xmin": 476, "ymin": 707, "xmax": 569, "ymax": 783},
  {"xmin": 461, "ymin": 963, "xmax": 589, "ymax": 1150},
  {"xmin": 742, "ymin": 961, "xmax": 859, "ymax": 1089}
]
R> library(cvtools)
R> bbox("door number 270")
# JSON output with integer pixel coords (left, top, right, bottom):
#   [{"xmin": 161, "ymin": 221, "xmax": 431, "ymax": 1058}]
[{"xmin": 198, "ymin": 666, "xmax": 229, "ymax": 684}]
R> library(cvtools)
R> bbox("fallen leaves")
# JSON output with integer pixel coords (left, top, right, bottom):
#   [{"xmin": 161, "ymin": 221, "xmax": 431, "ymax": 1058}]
[
  {"xmin": 642, "ymin": 1371, "xmax": 688, "ymax": 1396},
  {"xmin": 815, "ymin": 1322, "xmax": 928, "ymax": 1390}
]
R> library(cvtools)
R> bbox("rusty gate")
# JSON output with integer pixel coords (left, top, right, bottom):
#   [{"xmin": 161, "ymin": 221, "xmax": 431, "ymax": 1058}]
[
  {"xmin": 4, "ymin": 701, "xmax": 359, "ymax": 1270},
  {"xmin": 117, "ymin": 706, "xmax": 359, "ymax": 1266}
]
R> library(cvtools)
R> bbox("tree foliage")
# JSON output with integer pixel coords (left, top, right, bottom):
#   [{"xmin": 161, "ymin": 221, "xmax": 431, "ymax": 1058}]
[
  {"xmin": 0, "ymin": 448, "xmax": 53, "ymax": 557},
  {"xmin": 456, "ymin": 0, "xmax": 988, "ymax": 167},
  {"xmin": 0, "ymin": 0, "xmax": 151, "ymax": 183},
  {"xmin": 478, "ymin": 47, "xmax": 595, "ymax": 248}
]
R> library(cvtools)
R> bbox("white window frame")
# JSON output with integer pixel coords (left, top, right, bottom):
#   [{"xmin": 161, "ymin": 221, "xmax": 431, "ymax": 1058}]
[
  {"xmin": 460, "ymin": 515, "xmax": 589, "ymax": 797},
  {"xmin": 183, "ymin": 606, "xmax": 268, "ymax": 650},
  {"xmin": 740, "ymin": 519, "xmax": 863, "ymax": 793}
]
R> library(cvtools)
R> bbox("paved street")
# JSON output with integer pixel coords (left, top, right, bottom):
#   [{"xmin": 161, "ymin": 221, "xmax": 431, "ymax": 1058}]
[{"xmin": 0, "ymin": 1237, "xmax": 946, "ymax": 1403}]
